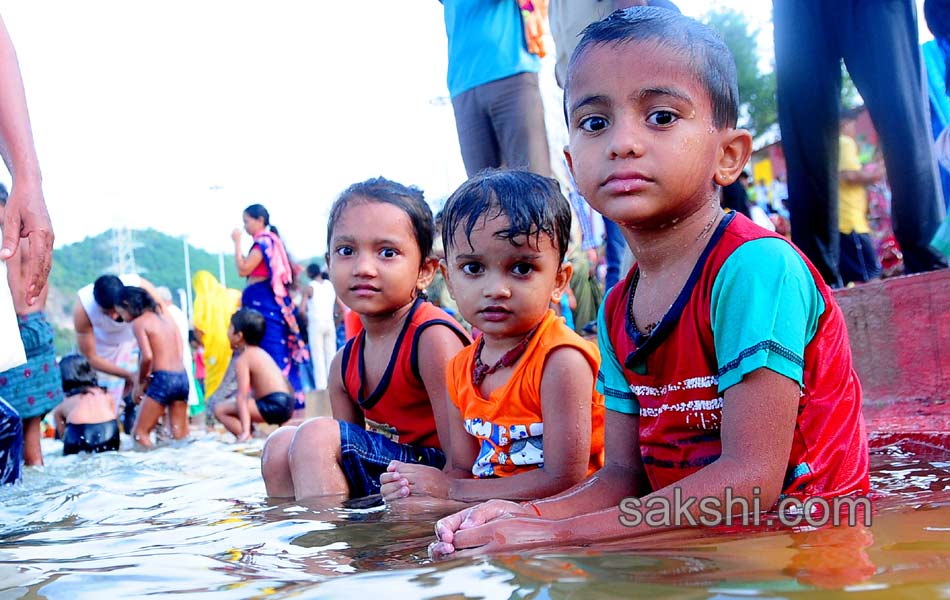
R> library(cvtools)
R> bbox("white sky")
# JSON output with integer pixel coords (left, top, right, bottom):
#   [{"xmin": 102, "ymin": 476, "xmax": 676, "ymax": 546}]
[{"xmin": 0, "ymin": 0, "xmax": 932, "ymax": 258}]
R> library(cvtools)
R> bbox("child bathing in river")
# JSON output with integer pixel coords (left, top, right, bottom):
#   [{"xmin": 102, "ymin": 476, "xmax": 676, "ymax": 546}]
[
  {"xmin": 431, "ymin": 7, "xmax": 869, "ymax": 556},
  {"xmin": 261, "ymin": 177, "xmax": 470, "ymax": 500},
  {"xmin": 115, "ymin": 286, "xmax": 190, "ymax": 449},
  {"xmin": 380, "ymin": 169, "xmax": 605, "ymax": 504},
  {"xmin": 214, "ymin": 308, "xmax": 295, "ymax": 441},
  {"xmin": 53, "ymin": 354, "xmax": 120, "ymax": 455}
]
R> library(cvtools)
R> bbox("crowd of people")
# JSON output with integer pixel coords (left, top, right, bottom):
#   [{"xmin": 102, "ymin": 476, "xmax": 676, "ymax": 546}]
[{"xmin": 1, "ymin": 2, "xmax": 949, "ymax": 562}]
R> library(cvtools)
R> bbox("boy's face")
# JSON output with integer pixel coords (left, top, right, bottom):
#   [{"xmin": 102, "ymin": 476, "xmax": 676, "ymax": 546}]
[
  {"xmin": 227, "ymin": 324, "xmax": 243, "ymax": 350},
  {"xmin": 565, "ymin": 41, "xmax": 749, "ymax": 228},
  {"xmin": 442, "ymin": 214, "xmax": 571, "ymax": 344}
]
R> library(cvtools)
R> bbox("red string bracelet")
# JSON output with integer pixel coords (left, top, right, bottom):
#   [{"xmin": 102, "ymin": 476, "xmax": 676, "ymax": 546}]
[{"xmin": 526, "ymin": 502, "xmax": 542, "ymax": 517}]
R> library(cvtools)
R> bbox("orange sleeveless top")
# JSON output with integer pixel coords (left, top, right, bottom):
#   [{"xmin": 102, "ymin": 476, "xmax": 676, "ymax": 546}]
[{"xmin": 448, "ymin": 309, "xmax": 605, "ymax": 478}]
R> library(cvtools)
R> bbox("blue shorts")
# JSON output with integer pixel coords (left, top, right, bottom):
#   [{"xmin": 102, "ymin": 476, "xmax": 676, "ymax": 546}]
[
  {"xmin": 338, "ymin": 421, "xmax": 446, "ymax": 498},
  {"xmin": 147, "ymin": 370, "xmax": 190, "ymax": 406}
]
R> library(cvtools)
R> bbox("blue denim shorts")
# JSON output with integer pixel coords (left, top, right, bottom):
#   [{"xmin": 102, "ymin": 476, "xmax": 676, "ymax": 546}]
[
  {"xmin": 338, "ymin": 421, "xmax": 446, "ymax": 498},
  {"xmin": 147, "ymin": 370, "xmax": 190, "ymax": 406}
]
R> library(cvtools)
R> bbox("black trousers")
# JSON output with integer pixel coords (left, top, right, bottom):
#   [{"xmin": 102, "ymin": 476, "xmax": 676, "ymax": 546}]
[{"xmin": 773, "ymin": 0, "xmax": 947, "ymax": 284}]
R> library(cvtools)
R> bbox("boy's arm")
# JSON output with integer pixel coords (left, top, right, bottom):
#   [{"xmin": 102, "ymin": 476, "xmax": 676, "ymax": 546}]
[
  {"xmin": 132, "ymin": 320, "xmax": 152, "ymax": 386},
  {"xmin": 444, "ymin": 368, "xmax": 799, "ymax": 554},
  {"xmin": 416, "ymin": 325, "xmax": 468, "ymax": 459},
  {"xmin": 442, "ymin": 395, "xmax": 479, "ymax": 479},
  {"xmin": 52, "ymin": 403, "xmax": 66, "ymax": 438},
  {"xmin": 432, "ymin": 408, "xmax": 645, "ymax": 552},
  {"xmin": 327, "ymin": 349, "xmax": 364, "ymax": 427},
  {"xmin": 234, "ymin": 354, "xmax": 253, "ymax": 441},
  {"xmin": 447, "ymin": 346, "xmax": 595, "ymax": 502}
]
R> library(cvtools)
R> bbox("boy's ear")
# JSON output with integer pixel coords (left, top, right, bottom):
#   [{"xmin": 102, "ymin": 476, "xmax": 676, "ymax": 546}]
[
  {"xmin": 563, "ymin": 146, "xmax": 576, "ymax": 179},
  {"xmin": 714, "ymin": 128, "xmax": 753, "ymax": 187},
  {"xmin": 550, "ymin": 261, "xmax": 574, "ymax": 303},
  {"xmin": 416, "ymin": 256, "xmax": 439, "ymax": 291}
]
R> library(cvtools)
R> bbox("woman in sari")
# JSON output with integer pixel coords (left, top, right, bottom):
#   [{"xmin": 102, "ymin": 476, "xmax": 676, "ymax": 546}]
[{"xmin": 231, "ymin": 205, "xmax": 308, "ymax": 412}]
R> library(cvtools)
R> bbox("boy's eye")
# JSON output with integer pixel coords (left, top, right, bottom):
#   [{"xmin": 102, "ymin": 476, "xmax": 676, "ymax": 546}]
[
  {"xmin": 461, "ymin": 262, "xmax": 484, "ymax": 275},
  {"xmin": 647, "ymin": 111, "xmax": 677, "ymax": 126},
  {"xmin": 511, "ymin": 263, "xmax": 533, "ymax": 276},
  {"xmin": 578, "ymin": 115, "xmax": 609, "ymax": 133},
  {"xmin": 379, "ymin": 248, "xmax": 398, "ymax": 259},
  {"xmin": 335, "ymin": 246, "xmax": 354, "ymax": 257}
]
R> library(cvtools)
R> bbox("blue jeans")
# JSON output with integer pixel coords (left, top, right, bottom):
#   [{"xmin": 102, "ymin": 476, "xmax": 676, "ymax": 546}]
[{"xmin": 338, "ymin": 421, "xmax": 446, "ymax": 498}]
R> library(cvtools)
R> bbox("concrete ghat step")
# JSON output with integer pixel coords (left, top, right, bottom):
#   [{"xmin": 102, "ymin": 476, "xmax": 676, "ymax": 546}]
[{"xmin": 834, "ymin": 269, "xmax": 950, "ymax": 450}]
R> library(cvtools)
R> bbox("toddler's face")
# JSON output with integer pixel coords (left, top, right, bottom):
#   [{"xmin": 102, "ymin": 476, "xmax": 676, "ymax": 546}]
[
  {"xmin": 565, "ymin": 40, "xmax": 728, "ymax": 228},
  {"xmin": 443, "ymin": 214, "xmax": 569, "ymax": 344}
]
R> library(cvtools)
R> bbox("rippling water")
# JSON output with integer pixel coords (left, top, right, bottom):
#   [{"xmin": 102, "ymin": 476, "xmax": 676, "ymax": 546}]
[{"xmin": 1, "ymin": 432, "xmax": 948, "ymax": 599}]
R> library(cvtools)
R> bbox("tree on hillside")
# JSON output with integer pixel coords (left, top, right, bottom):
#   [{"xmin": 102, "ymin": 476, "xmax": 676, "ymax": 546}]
[{"xmin": 702, "ymin": 8, "xmax": 777, "ymax": 138}]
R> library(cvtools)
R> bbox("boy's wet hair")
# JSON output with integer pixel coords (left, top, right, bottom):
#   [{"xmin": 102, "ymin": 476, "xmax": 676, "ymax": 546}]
[
  {"xmin": 93, "ymin": 274, "xmax": 125, "ymax": 310},
  {"xmin": 441, "ymin": 169, "xmax": 572, "ymax": 263},
  {"xmin": 231, "ymin": 308, "xmax": 266, "ymax": 346},
  {"xmin": 567, "ymin": 6, "xmax": 740, "ymax": 129},
  {"xmin": 326, "ymin": 177, "xmax": 435, "ymax": 264},
  {"xmin": 117, "ymin": 286, "xmax": 160, "ymax": 319},
  {"xmin": 60, "ymin": 354, "xmax": 100, "ymax": 396}
]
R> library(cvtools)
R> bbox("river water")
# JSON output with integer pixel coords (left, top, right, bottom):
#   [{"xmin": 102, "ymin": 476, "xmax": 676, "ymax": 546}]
[{"xmin": 1, "ymin": 432, "xmax": 948, "ymax": 599}]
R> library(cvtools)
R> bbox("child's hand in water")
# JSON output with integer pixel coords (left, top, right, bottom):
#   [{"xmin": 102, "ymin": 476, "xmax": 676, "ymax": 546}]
[
  {"xmin": 429, "ymin": 499, "xmax": 546, "ymax": 557},
  {"xmin": 381, "ymin": 461, "xmax": 450, "ymax": 501}
]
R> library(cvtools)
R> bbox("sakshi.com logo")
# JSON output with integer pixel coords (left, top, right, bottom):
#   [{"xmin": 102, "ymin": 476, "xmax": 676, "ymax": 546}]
[{"xmin": 618, "ymin": 487, "xmax": 872, "ymax": 528}]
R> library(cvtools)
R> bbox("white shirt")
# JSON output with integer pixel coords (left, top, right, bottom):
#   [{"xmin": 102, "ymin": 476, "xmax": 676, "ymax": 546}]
[
  {"xmin": 307, "ymin": 279, "xmax": 336, "ymax": 330},
  {"xmin": 77, "ymin": 273, "xmax": 141, "ymax": 360}
]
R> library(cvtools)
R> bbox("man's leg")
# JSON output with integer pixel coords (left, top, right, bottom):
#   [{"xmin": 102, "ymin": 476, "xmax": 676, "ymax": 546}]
[
  {"xmin": 486, "ymin": 72, "xmax": 553, "ymax": 177},
  {"xmin": 843, "ymin": 0, "xmax": 948, "ymax": 273},
  {"xmin": 773, "ymin": 0, "xmax": 844, "ymax": 285},
  {"xmin": 452, "ymin": 86, "xmax": 501, "ymax": 177}
]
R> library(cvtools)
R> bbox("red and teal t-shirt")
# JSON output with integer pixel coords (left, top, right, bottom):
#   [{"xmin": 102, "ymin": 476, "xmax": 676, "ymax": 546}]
[{"xmin": 597, "ymin": 212, "xmax": 869, "ymax": 500}]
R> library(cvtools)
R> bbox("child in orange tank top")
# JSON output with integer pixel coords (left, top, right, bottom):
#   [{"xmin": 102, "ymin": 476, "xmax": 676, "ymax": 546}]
[
  {"xmin": 381, "ymin": 170, "xmax": 605, "ymax": 504},
  {"xmin": 261, "ymin": 178, "xmax": 469, "ymax": 500}
]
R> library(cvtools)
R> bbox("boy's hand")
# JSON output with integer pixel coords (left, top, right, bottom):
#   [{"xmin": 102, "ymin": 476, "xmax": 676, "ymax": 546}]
[
  {"xmin": 381, "ymin": 461, "xmax": 450, "ymax": 501},
  {"xmin": 430, "ymin": 508, "xmax": 553, "ymax": 558},
  {"xmin": 434, "ymin": 499, "xmax": 534, "ymax": 546}
]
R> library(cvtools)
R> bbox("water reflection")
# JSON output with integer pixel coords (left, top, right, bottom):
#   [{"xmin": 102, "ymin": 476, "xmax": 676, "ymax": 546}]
[{"xmin": 0, "ymin": 433, "xmax": 947, "ymax": 598}]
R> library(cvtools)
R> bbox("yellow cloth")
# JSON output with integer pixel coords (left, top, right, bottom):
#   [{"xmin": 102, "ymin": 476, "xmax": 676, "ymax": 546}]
[
  {"xmin": 838, "ymin": 135, "xmax": 870, "ymax": 234},
  {"xmin": 192, "ymin": 271, "xmax": 241, "ymax": 397}
]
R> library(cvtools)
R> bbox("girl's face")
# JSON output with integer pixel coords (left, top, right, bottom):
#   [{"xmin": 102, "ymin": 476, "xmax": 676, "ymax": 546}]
[
  {"xmin": 327, "ymin": 199, "xmax": 434, "ymax": 318},
  {"xmin": 243, "ymin": 212, "xmax": 266, "ymax": 235}
]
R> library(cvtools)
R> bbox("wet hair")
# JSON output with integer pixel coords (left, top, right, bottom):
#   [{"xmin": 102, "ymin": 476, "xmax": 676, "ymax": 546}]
[
  {"xmin": 60, "ymin": 354, "xmax": 101, "ymax": 397},
  {"xmin": 441, "ymin": 169, "xmax": 572, "ymax": 263},
  {"xmin": 566, "ymin": 6, "xmax": 739, "ymax": 130},
  {"xmin": 326, "ymin": 177, "xmax": 435, "ymax": 264},
  {"xmin": 93, "ymin": 275, "xmax": 126, "ymax": 310},
  {"xmin": 116, "ymin": 286, "xmax": 160, "ymax": 319},
  {"xmin": 230, "ymin": 308, "xmax": 266, "ymax": 346},
  {"xmin": 244, "ymin": 203, "xmax": 279, "ymax": 237}
]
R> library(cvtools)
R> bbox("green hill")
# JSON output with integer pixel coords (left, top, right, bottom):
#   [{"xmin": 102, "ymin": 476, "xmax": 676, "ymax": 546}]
[
  {"xmin": 51, "ymin": 229, "xmax": 242, "ymax": 300},
  {"xmin": 48, "ymin": 228, "xmax": 324, "ymax": 355}
]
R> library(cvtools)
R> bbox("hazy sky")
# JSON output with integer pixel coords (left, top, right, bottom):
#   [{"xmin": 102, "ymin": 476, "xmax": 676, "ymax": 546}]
[{"xmin": 0, "ymin": 0, "xmax": 931, "ymax": 258}]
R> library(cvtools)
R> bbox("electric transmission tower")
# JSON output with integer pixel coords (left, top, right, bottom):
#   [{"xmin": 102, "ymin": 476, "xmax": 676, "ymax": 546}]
[{"xmin": 109, "ymin": 227, "xmax": 145, "ymax": 275}]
